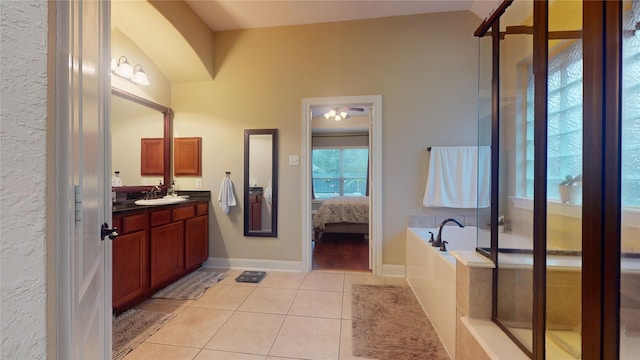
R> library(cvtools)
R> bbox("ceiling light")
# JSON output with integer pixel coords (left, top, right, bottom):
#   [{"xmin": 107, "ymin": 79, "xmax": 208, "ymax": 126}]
[
  {"xmin": 323, "ymin": 108, "xmax": 350, "ymax": 121},
  {"xmin": 131, "ymin": 64, "xmax": 150, "ymax": 86},
  {"xmin": 114, "ymin": 56, "xmax": 133, "ymax": 79}
]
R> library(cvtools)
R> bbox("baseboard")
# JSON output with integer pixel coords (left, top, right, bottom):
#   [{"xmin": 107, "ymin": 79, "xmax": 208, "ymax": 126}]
[
  {"xmin": 382, "ymin": 264, "xmax": 406, "ymax": 277},
  {"xmin": 205, "ymin": 257, "xmax": 302, "ymax": 272},
  {"xmin": 205, "ymin": 257, "xmax": 406, "ymax": 277}
]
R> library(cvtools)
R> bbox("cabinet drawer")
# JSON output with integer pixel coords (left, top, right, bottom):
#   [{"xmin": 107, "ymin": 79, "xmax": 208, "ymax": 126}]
[
  {"xmin": 173, "ymin": 205, "xmax": 195, "ymax": 221},
  {"xmin": 151, "ymin": 209, "xmax": 171, "ymax": 227},
  {"xmin": 112, "ymin": 216, "xmax": 123, "ymax": 234},
  {"xmin": 122, "ymin": 213, "xmax": 147, "ymax": 234},
  {"xmin": 196, "ymin": 203, "xmax": 208, "ymax": 216}
]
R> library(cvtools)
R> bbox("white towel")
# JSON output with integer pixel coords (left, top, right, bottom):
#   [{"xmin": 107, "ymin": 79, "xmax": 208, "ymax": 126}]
[
  {"xmin": 217, "ymin": 176, "xmax": 237, "ymax": 214},
  {"xmin": 422, "ymin": 146, "xmax": 490, "ymax": 208},
  {"xmin": 264, "ymin": 184, "xmax": 272, "ymax": 205}
]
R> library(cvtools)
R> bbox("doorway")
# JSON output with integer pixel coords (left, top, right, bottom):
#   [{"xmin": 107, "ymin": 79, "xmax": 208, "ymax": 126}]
[{"xmin": 301, "ymin": 95, "xmax": 382, "ymax": 275}]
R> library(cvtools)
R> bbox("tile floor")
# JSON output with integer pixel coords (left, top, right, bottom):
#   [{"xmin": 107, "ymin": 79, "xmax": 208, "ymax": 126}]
[{"xmin": 123, "ymin": 269, "xmax": 407, "ymax": 360}]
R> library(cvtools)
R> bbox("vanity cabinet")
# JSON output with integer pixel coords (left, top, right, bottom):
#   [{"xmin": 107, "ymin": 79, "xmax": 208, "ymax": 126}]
[
  {"xmin": 150, "ymin": 221, "xmax": 184, "ymax": 288},
  {"xmin": 185, "ymin": 203, "xmax": 209, "ymax": 270},
  {"xmin": 112, "ymin": 212, "xmax": 149, "ymax": 310},
  {"xmin": 112, "ymin": 200, "xmax": 209, "ymax": 313}
]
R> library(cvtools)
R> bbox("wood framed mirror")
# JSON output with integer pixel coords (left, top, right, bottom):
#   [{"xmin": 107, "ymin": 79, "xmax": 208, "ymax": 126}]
[
  {"xmin": 244, "ymin": 129, "xmax": 278, "ymax": 237},
  {"xmin": 111, "ymin": 87, "xmax": 173, "ymax": 193}
]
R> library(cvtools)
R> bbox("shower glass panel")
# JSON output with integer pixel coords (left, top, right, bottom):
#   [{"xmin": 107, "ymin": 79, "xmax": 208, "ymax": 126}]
[
  {"xmin": 546, "ymin": 1, "xmax": 583, "ymax": 358},
  {"xmin": 477, "ymin": 34, "xmax": 492, "ymax": 251},
  {"xmin": 621, "ymin": 0, "xmax": 640, "ymax": 357},
  {"xmin": 494, "ymin": 0, "xmax": 535, "ymax": 353}
]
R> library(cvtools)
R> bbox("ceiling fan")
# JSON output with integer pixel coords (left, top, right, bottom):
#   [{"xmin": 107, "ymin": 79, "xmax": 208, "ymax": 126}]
[{"xmin": 324, "ymin": 107, "xmax": 364, "ymax": 121}]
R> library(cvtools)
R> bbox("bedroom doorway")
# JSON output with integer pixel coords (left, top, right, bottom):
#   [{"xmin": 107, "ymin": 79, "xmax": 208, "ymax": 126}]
[{"xmin": 301, "ymin": 95, "xmax": 382, "ymax": 275}]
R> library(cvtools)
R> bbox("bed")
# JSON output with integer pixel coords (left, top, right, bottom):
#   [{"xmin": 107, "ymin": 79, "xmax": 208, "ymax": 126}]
[{"xmin": 312, "ymin": 196, "xmax": 369, "ymax": 242}]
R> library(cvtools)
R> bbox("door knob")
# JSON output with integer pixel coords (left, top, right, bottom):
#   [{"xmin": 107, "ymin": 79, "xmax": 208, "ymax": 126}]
[{"xmin": 101, "ymin": 223, "xmax": 118, "ymax": 240}]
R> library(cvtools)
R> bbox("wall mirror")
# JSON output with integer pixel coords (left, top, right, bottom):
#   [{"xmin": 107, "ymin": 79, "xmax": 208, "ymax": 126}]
[
  {"xmin": 244, "ymin": 129, "xmax": 278, "ymax": 237},
  {"xmin": 111, "ymin": 88, "xmax": 172, "ymax": 192}
]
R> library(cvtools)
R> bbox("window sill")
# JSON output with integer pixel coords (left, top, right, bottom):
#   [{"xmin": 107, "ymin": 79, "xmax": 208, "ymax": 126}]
[{"xmin": 510, "ymin": 196, "xmax": 640, "ymax": 229}]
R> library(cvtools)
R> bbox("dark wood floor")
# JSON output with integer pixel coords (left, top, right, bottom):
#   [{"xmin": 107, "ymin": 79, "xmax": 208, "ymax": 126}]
[{"xmin": 312, "ymin": 232, "xmax": 370, "ymax": 271}]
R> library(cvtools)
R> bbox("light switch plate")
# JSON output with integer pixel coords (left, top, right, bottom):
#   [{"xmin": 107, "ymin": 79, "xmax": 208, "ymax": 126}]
[{"xmin": 289, "ymin": 155, "xmax": 300, "ymax": 166}]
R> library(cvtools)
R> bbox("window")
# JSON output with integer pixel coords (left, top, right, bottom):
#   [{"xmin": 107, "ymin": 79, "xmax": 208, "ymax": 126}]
[
  {"xmin": 622, "ymin": 5, "xmax": 640, "ymax": 208},
  {"xmin": 312, "ymin": 147, "xmax": 368, "ymax": 199},
  {"xmin": 522, "ymin": 29, "xmax": 640, "ymax": 207},
  {"xmin": 525, "ymin": 41, "xmax": 583, "ymax": 201}
]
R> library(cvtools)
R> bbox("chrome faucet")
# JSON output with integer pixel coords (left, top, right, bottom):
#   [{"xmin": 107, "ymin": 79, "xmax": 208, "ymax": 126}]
[{"xmin": 432, "ymin": 218, "xmax": 464, "ymax": 247}]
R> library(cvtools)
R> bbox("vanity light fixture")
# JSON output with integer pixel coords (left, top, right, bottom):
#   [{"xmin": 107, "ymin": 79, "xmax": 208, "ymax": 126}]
[
  {"xmin": 323, "ymin": 109, "xmax": 349, "ymax": 121},
  {"xmin": 114, "ymin": 56, "xmax": 134, "ymax": 79},
  {"xmin": 111, "ymin": 56, "xmax": 150, "ymax": 86},
  {"xmin": 131, "ymin": 64, "xmax": 150, "ymax": 86}
]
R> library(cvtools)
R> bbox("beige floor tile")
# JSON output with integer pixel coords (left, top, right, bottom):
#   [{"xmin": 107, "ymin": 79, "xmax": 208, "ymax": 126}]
[
  {"xmin": 383, "ymin": 276, "xmax": 408, "ymax": 287},
  {"xmin": 122, "ymin": 342, "xmax": 199, "ymax": 360},
  {"xmin": 258, "ymin": 271, "xmax": 305, "ymax": 289},
  {"xmin": 300, "ymin": 271, "xmax": 345, "ymax": 292},
  {"xmin": 343, "ymin": 273, "xmax": 385, "ymax": 292},
  {"xmin": 266, "ymin": 357, "xmax": 306, "ymax": 360},
  {"xmin": 269, "ymin": 316, "xmax": 341, "ymax": 360},
  {"xmin": 146, "ymin": 307, "xmax": 233, "ymax": 348},
  {"xmin": 194, "ymin": 349, "xmax": 267, "ymax": 360},
  {"xmin": 191, "ymin": 284, "xmax": 255, "ymax": 310},
  {"xmin": 238, "ymin": 287, "xmax": 297, "ymax": 314},
  {"xmin": 288, "ymin": 290, "xmax": 343, "ymax": 319},
  {"xmin": 342, "ymin": 292, "xmax": 352, "ymax": 320},
  {"xmin": 338, "ymin": 320, "xmax": 376, "ymax": 360},
  {"xmin": 205, "ymin": 312, "xmax": 285, "ymax": 355}
]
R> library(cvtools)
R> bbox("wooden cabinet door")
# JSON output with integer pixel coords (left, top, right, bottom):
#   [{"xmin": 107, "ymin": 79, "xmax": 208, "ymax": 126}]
[
  {"xmin": 185, "ymin": 215, "xmax": 208, "ymax": 270},
  {"xmin": 150, "ymin": 221, "xmax": 185, "ymax": 288},
  {"xmin": 249, "ymin": 195, "xmax": 262, "ymax": 230},
  {"xmin": 112, "ymin": 230, "xmax": 148, "ymax": 309},
  {"xmin": 174, "ymin": 137, "xmax": 201, "ymax": 176},
  {"xmin": 141, "ymin": 138, "xmax": 164, "ymax": 175}
]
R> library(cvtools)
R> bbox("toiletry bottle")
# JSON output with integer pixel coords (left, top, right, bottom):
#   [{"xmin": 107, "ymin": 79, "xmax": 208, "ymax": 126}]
[{"xmin": 168, "ymin": 181, "xmax": 175, "ymax": 197}]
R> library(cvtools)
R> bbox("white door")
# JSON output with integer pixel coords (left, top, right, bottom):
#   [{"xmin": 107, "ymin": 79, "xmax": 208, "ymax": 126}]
[{"xmin": 56, "ymin": 1, "xmax": 112, "ymax": 358}]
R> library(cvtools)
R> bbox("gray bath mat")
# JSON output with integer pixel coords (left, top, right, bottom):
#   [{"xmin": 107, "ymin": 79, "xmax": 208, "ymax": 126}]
[
  {"xmin": 112, "ymin": 309, "xmax": 175, "ymax": 360},
  {"xmin": 151, "ymin": 270, "xmax": 228, "ymax": 300}
]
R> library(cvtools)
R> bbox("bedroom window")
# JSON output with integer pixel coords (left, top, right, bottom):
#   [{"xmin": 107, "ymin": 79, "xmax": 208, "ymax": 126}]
[{"xmin": 312, "ymin": 147, "xmax": 368, "ymax": 199}]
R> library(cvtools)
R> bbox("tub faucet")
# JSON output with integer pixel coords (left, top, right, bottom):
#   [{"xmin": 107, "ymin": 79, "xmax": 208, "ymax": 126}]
[{"xmin": 432, "ymin": 218, "xmax": 464, "ymax": 247}]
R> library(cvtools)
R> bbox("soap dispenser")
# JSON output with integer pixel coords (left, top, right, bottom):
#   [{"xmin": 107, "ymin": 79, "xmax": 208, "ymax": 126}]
[
  {"xmin": 112, "ymin": 171, "xmax": 122, "ymax": 187},
  {"xmin": 168, "ymin": 181, "xmax": 176, "ymax": 197}
]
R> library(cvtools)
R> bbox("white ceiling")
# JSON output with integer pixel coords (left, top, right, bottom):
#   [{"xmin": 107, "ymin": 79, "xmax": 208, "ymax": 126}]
[{"xmin": 184, "ymin": 0, "xmax": 501, "ymax": 32}]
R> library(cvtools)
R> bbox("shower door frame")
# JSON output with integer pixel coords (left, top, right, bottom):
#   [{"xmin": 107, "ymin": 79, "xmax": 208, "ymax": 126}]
[{"xmin": 474, "ymin": 1, "xmax": 623, "ymax": 359}]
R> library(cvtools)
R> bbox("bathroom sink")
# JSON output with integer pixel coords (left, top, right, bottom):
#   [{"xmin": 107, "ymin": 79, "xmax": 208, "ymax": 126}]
[{"xmin": 134, "ymin": 196, "xmax": 188, "ymax": 206}]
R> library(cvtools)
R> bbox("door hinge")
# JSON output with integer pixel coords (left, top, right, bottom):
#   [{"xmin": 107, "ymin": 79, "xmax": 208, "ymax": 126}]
[{"xmin": 74, "ymin": 185, "xmax": 82, "ymax": 222}]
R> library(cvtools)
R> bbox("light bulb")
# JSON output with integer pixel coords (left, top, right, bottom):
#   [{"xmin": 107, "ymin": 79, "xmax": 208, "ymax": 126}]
[
  {"xmin": 115, "ymin": 56, "xmax": 133, "ymax": 79},
  {"xmin": 131, "ymin": 64, "xmax": 150, "ymax": 85}
]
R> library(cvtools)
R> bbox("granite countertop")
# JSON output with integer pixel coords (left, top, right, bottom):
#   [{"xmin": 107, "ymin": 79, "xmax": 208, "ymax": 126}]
[{"xmin": 112, "ymin": 190, "xmax": 211, "ymax": 214}]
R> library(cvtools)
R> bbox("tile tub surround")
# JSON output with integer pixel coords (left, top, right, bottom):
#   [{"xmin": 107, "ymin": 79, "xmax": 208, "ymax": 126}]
[{"xmin": 122, "ymin": 270, "xmax": 405, "ymax": 360}]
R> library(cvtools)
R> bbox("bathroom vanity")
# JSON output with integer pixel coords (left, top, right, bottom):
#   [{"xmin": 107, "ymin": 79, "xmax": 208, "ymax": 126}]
[{"xmin": 112, "ymin": 197, "xmax": 209, "ymax": 313}]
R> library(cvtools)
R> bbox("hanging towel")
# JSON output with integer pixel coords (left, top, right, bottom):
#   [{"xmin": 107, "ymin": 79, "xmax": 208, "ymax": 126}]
[
  {"xmin": 422, "ymin": 146, "xmax": 491, "ymax": 208},
  {"xmin": 218, "ymin": 175, "xmax": 237, "ymax": 214},
  {"xmin": 264, "ymin": 184, "xmax": 272, "ymax": 205}
]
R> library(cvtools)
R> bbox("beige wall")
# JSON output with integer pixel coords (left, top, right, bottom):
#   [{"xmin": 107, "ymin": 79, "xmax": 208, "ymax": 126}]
[{"xmin": 171, "ymin": 11, "xmax": 482, "ymax": 266}]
